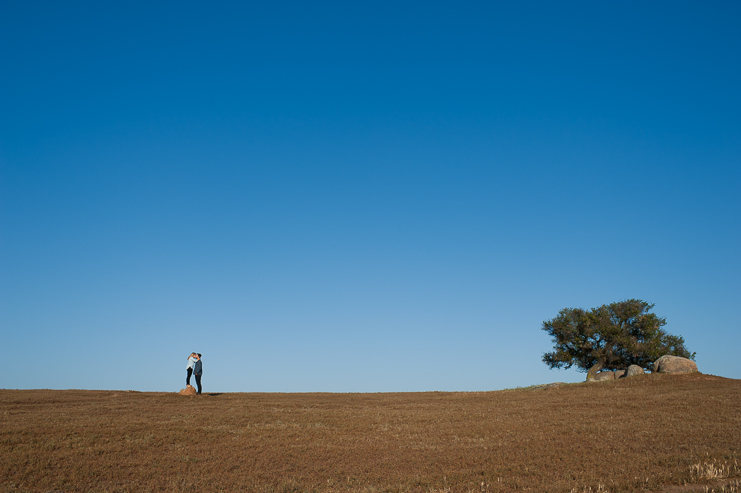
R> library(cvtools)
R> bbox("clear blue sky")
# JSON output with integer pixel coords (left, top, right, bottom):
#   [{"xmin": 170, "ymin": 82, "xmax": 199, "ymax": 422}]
[{"xmin": 1, "ymin": 1, "xmax": 739, "ymax": 392}]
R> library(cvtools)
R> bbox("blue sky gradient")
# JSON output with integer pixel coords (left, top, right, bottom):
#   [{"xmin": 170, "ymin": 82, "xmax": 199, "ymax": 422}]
[{"xmin": 2, "ymin": 1, "xmax": 739, "ymax": 392}]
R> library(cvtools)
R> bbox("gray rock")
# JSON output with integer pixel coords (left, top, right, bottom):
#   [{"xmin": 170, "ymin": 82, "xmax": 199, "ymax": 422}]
[
  {"xmin": 614, "ymin": 369, "xmax": 626, "ymax": 379},
  {"xmin": 653, "ymin": 355, "xmax": 698, "ymax": 374},
  {"xmin": 626, "ymin": 365, "xmax": 645, "ymax": 377},
  {"xmin": 529, "ymin": 382, "xmax": 566, "ymax": 390},
  {"xmin": 594, "ymin": 371, "xmax": 615, "ymax": 381}
]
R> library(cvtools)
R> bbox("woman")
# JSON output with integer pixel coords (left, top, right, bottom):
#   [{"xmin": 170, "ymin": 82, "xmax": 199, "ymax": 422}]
[{"xmin": 186, "ymin": 352, "xmax": 198, "ymax": 386}]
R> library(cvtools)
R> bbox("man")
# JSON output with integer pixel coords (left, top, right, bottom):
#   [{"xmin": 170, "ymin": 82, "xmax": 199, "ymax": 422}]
[{"xmin": 193, "ymin": 353, "xmax": 203, "ymax": 395}]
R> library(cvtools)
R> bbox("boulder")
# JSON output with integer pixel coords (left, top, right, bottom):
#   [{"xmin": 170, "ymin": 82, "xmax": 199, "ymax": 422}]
[
  {"xmin": 530, "ymin": 382, "xmax": 566, "ymax": 390},
  {"xmin": 594, "ymin": 371, "xmax": 615, "ymax": 381},
  {"xmin": 179, "ymin": 385, "xmax": 197, "ymax": 396},
  {"xmin": 626, "ymin": 365, "xmax": 645, "ymax": 377},
  {"xmin": 614, "ymin": 369, "xmax": 626, "ymax": 379},
  {"xmin": 653, "ymin": 355, "xmax": 698, "ymax": 374}
]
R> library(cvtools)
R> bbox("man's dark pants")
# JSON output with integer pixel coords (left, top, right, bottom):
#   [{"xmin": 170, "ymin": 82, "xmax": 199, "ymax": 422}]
[{"xmin": 195, "ymin": 374, "xmax": 202, "ymax": 395}]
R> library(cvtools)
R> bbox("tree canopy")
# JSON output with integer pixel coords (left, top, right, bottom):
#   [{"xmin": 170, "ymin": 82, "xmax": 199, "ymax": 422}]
[{"xmin": 541, "ymin": 299, "xmax": 695, "ymax": 380}]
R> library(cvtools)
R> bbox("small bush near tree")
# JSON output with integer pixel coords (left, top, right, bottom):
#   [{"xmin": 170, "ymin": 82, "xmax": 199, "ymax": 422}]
[{"xmin": 542, "ymin": 299, "xmax": 695, "ymax": 380}]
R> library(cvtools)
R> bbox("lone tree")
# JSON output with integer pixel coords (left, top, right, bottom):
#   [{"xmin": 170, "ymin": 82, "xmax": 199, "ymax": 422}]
[{"xmin": 542, "ymin": 299, "xmax": 695, "ymax": 380}]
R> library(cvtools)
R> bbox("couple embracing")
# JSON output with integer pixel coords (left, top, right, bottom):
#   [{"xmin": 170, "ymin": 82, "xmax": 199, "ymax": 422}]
[{"xmin": 186, "ymin": 353, "xmax": 203, "ymax": 395}]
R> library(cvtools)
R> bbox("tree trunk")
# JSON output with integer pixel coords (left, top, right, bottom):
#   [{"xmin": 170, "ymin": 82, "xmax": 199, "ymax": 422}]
[{"xmin": 586, "ymin": 362, "xmax": 604, "ymax": 381}]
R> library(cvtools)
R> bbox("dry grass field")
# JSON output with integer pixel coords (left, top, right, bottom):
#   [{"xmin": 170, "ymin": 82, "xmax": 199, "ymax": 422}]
[{"xmin": 1, "ymin": 373, "xmax": 740, "ymax": 493}]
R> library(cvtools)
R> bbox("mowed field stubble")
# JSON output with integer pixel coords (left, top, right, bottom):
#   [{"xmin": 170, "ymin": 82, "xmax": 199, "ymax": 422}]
[{"xmin": 1, "ymin": 373, "xmax": 740, "ymax": 493}]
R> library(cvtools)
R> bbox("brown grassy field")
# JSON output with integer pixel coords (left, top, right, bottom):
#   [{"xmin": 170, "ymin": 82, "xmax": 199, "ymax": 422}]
[{"xmin": 1, "ymin": 373, "xmax": 740, "ymax": 493}]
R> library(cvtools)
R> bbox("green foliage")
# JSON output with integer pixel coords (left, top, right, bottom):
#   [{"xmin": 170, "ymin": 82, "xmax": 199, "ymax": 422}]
[{"xmin": 542, "ymin": 299, "xmax": 695, "ymax": 375}]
